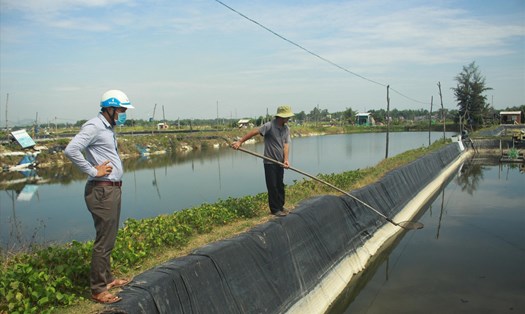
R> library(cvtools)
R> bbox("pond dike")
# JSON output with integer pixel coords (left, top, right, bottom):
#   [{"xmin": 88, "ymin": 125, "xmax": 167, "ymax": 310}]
[{"xmin": 107, "ymin": 142, "xmax": 469, "ymax": 314}]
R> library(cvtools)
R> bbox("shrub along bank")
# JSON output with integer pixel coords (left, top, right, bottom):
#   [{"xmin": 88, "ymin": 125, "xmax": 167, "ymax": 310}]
[{"xmin": 0, "ymin": 139, "xmax": 450, "ymax": 314}]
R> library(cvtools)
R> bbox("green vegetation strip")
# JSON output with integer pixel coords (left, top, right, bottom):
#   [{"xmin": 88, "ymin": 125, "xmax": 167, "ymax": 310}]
[{"xmin": 0, "ymin": 139, "xmax": 449, "ymax": 314}]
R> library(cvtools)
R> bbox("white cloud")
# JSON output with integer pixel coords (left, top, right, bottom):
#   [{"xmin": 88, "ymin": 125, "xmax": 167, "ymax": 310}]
[{"xmin": 0, "ymin": 0, "xmax": 523, "ymax": 122}]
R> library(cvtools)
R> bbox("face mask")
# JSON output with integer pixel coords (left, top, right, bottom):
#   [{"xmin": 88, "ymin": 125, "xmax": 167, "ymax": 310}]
[{"xmin": 116, "ymin": 111, "xmax": 127, "ymax": 126}]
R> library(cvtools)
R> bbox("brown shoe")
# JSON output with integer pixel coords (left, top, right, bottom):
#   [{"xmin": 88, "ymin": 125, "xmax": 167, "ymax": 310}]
[
  {"xmin": 107, "ymin": 278, "xmax": 131, "ymax": 290},
  {"xmin": 91, "ymin": 291, "xmax": 122, "ymax": 304},
  {"xmin": 273, "ymin": 211, "xmax": 287, "ymax": 217}
]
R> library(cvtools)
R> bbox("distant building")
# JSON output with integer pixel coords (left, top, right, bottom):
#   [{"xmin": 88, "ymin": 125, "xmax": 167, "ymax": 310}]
[
  {"xmin": 500, "ymin": 111, "xmax": 522, "ymax": 124},
  {"xmin": 237, "ymin": 119, "xmax": 253, "ymax": 128},
  {"xmin": 355, "ymin": 113, "xmax": 375, "ymax": 126},
  {"xmin": 157, "ymin": 122, "xmax": 169, "ymax": 130}
]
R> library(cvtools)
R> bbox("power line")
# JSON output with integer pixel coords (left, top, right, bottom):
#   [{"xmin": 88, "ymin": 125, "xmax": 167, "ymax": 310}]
[
  {"xmin": 214, "ymin": 0, "xmax": 428, "ymax": 105},
  {"xmin": 390, "ymin": 87, "xmax": 428, "ymax": 105}
]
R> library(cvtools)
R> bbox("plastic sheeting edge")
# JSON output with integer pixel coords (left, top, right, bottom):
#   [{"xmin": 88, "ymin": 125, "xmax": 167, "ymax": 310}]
[{"xmin": 286, "ymin": 144, "xmax": 472, "ymax": 313}]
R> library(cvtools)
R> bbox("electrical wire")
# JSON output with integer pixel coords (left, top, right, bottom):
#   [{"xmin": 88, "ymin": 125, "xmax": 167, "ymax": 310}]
[{"xmin": 214, "ymin": 0, "xmax": 429, "ymax": 105}]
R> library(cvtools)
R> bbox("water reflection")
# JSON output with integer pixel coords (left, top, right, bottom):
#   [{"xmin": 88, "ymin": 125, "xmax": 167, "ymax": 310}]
[
  {"xmin": 1, "ymin": 132, "xmax": 454, "ymax": 249},
  {"xmin": 327, "ymin": 232, "xmax": 405, "ymax": 314},
  {"xmin": 456, "ymin": 162, "xmax": 485, "ymax": 195},
  {"xmin": 330, "ymin": 162, "xmax": 525, "ymax": 313},
  {"xmin": 436, "ymin": 188, "xmax": 446, "ymax": 240}
]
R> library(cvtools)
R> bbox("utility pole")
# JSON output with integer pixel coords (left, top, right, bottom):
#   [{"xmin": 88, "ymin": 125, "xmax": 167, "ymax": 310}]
[
  {"xmin": 162, "ymin": 105, "xmax": 166, "ymax": 128},
  {"xmin": 151, "ymin": 103, "xmax": 157, "ymax": 134},
  {"xmin": 5, "ymin": 93, "xmax": 8, "ymax": 131},
  {"xmin": 429, "ymin": 96, "xmax": 433, "ymax": 146},
  {"xmin": 385, "ymin": 85, "xmax": 390, "ymax": 159},
  {"xmin": 316, "ymin": 104, "xmax": 319, "ymax": 127},
  {"xmin": 34, "ymin": 112, "xmax": 39, "ymax": 138},
  {"xmin": 152, "ymin": 104, "xmax": 157, "ymax": 121},
  {"xmin": 438, "ymin": 82, "xmax": 445, "ymax": 140}
]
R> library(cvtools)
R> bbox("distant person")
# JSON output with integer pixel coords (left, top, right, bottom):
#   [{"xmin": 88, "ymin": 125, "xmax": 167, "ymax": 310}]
[
  {"xmin": 232, "ymin": 105, "xmax": 295, "ymax": 217},
  {"xmin": 64, "ymin": 90, "xmax": 134, "ymax": 304},
  {"xmin": 461, "ymin": 129, "xmax": 469, "ymax": 140}
]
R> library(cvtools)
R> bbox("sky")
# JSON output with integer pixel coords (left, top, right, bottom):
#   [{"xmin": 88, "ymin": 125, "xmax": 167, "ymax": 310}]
[{"xmin": 1, "ymin": 0, "xmax": 524, "ymax": 126}]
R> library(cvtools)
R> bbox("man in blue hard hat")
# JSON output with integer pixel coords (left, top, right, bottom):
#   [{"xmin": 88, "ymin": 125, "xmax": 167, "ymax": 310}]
[{"xmin": 65, "ymin": 89, "xmax": 133, "ymax": 304}]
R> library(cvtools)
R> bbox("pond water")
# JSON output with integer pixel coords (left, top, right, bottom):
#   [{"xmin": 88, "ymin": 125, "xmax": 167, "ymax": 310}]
[
  {"xmin": 329, "ymin": 162, "xmax": 525, "ymax": 314},
  {"xmin": 1, "ymin": 132, "xmax": 452, "ymax": 249}
]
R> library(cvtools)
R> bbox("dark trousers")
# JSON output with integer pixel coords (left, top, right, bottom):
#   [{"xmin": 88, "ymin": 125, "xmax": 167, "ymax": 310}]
[
  {"xmin": 264, "ymin": 163, "xmax": 285, "ymax": 214},
  {"xmin": 84, "ymin": 184, "xmax": 122, "ymax": 294}
]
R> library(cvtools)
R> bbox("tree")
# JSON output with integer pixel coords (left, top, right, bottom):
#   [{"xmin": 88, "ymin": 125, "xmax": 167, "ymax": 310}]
[
  {"xmin": 342, "ymin": 107, "xmax": 354, "ymax": 124},
  {"xmin": 294, "ymin": 111, "xmax": 307, "ymax": 124},
  {"xmin": 308, "ymin": 106, "xmax": 330, "ymax": 125},
  {"xmin": 369, "ymin": 109, "xmax": 386, "ymax": 123},
  {"xmin": 452, "ymin": 61, "xmax": 492, "ymax": 129},
  {"xmin": 74, "ymin": 119, "xmax": 88, "ymax": 127}
]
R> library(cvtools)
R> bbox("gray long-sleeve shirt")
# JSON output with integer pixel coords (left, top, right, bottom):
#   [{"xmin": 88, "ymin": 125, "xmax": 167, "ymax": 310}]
[{"xmin": 64, "ymin": 113, "xmax": 123, "ymax": 182}]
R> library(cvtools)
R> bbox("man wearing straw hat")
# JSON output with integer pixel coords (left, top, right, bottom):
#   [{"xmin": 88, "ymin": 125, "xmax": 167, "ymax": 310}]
[{"xmin": 232, "ymin": 105, "xmax": 294, "ymax": 217}]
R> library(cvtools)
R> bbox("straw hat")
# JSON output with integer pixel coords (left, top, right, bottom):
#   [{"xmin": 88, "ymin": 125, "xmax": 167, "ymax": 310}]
[{"xmin": 275, "ymin": 105, "xmax": 294, "ymax": 118}]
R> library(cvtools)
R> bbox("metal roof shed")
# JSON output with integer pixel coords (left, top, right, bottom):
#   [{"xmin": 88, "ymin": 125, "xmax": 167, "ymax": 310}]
[
  {"xmin": 355, "ymin": 113, "xmax": 375, "ymax": 126},
  {"xmin": 500, "ymin": 111, "xmax": 522, "ymax": 124}
]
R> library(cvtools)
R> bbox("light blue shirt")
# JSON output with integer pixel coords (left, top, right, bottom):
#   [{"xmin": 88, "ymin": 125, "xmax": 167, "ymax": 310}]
[{"xmin": 64, "ymin": 113, "xmax": 123, "ymax": 181}]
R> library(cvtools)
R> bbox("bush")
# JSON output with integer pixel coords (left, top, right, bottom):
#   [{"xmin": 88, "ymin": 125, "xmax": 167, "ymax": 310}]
[{"xmin": 0, "ymin": 192, "xmax": 265, "ymax": 313}]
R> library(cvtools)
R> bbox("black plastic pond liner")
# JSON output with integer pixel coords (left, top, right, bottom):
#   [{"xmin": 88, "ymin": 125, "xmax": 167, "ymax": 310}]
[{"xmin": 106, "ymin": 143, "xmax": 461, "ymax": 314}]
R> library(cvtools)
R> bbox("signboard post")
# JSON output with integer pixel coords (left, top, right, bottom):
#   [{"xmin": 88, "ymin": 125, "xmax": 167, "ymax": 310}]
[{"xmin": 10, "ymin": 129, "xmax": 36, "ymax": 149}]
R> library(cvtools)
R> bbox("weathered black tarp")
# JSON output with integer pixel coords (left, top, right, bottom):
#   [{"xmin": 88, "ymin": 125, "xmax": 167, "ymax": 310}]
[{"xmin": 107, "ymin": 143, "xmax": 461, "ymax": 313}]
